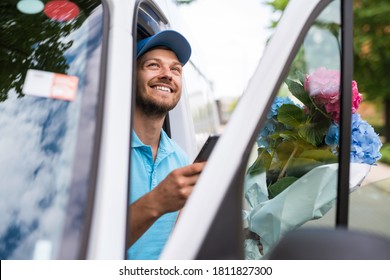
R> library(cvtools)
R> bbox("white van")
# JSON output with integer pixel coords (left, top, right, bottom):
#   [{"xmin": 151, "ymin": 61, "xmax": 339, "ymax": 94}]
[{"xmin": 0, "ymin": 0, "xmax": 389, "ymax": 260}]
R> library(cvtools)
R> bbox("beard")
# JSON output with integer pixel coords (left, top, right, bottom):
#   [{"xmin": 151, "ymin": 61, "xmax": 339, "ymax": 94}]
[{"xmin": 136, "ymin": 90, "xmax": 179, "ymax": 118}]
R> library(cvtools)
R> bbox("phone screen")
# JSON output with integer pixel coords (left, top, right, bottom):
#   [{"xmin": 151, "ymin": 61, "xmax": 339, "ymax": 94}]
[{"xmin": 193, "ymin": 135, "xmax": 220, "ymax": 163}]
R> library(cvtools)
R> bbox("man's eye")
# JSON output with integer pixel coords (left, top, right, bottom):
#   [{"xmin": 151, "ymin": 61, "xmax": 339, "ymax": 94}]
[
  {"xmin": 171, "ymin": 67, "xmax": 182, "ymax": 74},
  {"xmin": 147, "ymin": 63, "xmax": 159, "ymax": 68}
]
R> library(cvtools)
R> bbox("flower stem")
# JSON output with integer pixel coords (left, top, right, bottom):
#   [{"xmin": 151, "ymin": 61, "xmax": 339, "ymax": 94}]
[
  {"xmin": 309, "ymin": 96, "xmax": 330, "ymax": 119},
  {"xmin": 278, "ymin": 144, "xmax": 298, "ymax": 179}
]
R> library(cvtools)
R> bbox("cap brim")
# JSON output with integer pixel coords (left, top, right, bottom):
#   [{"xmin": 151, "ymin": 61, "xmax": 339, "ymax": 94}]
[{"xmin": 136, "ymin": 30, "xmax": 191, "ymax": 65}]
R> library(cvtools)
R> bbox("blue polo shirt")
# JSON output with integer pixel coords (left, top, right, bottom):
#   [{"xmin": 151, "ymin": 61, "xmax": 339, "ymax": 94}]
[{"xmin": 127, "ymin": 130, "xmax": 189, "ymax": 260}]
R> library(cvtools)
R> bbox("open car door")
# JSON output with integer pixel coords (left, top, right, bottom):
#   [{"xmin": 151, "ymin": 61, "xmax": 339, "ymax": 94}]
[{"xmin": 161, "ymin": 0, "xmax": 389, "ymax": 260}]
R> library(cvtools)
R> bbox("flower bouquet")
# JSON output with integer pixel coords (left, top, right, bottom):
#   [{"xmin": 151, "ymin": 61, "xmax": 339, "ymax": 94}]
[{"xmin": 243, "ymin": 67, "xmax": 382, "ymax": 259}]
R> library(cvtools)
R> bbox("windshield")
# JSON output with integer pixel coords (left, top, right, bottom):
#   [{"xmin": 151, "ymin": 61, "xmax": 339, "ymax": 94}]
[{"xmin": 0, "ymin": 0, "xmax": 106, "ymax": 259}]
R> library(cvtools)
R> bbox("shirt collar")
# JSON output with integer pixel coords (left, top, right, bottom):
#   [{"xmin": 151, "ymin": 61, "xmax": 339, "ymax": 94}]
[
  {"xmin": 131, "ymin": 130, "xmax": 175, "ymax": 155},
  {"xmin": 131, "ymin": 130, "xmax": 144, "ymax": 148}
]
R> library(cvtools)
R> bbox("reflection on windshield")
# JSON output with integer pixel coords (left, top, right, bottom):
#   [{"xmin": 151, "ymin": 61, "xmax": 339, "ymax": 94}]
[
  {"xmin": 0, "ymin": 1, "xmax": 103, "ymax": 259},
  {"xmin": 0, "ymin": 0, "xmax": 99, "ymax": 101}
]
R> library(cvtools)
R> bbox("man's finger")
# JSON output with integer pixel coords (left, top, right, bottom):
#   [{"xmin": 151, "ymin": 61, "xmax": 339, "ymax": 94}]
[{"xmin": 179, "ymin": 162, "xmax": 206, "ymax": 176}]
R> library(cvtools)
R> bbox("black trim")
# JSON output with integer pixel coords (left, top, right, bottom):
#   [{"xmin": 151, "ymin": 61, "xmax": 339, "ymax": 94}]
[
  {"xmin": 163, "ymin": 113, "xmax": 172, "ymax": 137},
  {"xmin": 336, "ymin": 0, "xmax": 353, "ymax": 227}
]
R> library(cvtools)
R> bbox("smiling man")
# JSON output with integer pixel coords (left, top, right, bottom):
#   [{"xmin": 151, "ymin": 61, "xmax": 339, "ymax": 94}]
[{"xmin": 127, "ymin": 30, "xmax": 206, "ymax": 260}]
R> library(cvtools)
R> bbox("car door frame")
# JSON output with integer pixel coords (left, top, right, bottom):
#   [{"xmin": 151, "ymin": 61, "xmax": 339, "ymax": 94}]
[{"xmin": 161, "ymin": 0, "xmax": 353, "ymax": 260}]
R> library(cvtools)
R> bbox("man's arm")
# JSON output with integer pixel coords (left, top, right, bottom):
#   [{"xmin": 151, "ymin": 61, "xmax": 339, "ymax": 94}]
[{"xmin": 127, "ymin": 162, "xmax": 206, "ymax": 247}]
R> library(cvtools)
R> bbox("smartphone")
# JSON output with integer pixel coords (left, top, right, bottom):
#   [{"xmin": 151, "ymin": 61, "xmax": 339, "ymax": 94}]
[{"xmin": 193, "ymin": 135, "xmax": 220, "ymax": 163}]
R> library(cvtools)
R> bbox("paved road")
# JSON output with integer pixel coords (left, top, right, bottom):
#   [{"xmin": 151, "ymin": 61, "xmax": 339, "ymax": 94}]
[
  {"xmin": 362, "ymin": 162, "xmax": 390, "ymax": 188},
  {"xmin": 306, "ymin": 162, "xmax": 390, "ymax": 238}
]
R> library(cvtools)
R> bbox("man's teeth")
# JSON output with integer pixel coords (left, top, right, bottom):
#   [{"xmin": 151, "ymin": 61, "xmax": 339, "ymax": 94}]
[{"xmin": 154, "ymin": 86, "xmax": 171, "ymax": 93}]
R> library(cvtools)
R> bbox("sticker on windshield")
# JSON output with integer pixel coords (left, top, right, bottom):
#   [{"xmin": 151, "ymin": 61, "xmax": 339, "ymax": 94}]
[{"xmin": 23, "ymin": 69, "xmax": 78, "ymax": 101}]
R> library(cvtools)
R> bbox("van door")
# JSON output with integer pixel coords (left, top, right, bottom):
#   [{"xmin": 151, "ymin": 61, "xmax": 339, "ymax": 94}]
[{"xmin": 161, "ymin": 0, "xmax": 367, "ymax": 259}]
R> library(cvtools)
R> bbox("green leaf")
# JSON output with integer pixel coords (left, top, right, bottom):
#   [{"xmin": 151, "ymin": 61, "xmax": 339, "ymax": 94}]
[
  {"xmin": 275, "ymin": 140, "xmax": 295, "ymax": 161},
  {"xmin": 296, "ymin": 70, "xmax": 306, "ymax": 85},
  {"xmin": 298, "ymin": 125, "xmax": 324, "ymax": 146},
  {"xmin": 277, "ymin": 104, "xmax": 308, "ymax": 128},
  {"xmin": 298, "ymin": 118, "xmax": 331, "ymax": 146},
  {"xmin": 279, "ymin": 131, "xmax": 300, "ymax": 141},
  {"xmin": 268, "ymin": 176, "xmax": 298, "ymax": 199},
  {"xmin": 247, "ymin": 148, "xmax": 272, "ymax": 176},
  {"xmin": 285, "ymin": 78, "xmax": 312, "ymax": 108},
  {"xmin": 299, "ymin": 149, "xmax": 338, "ymax": 163},
  {"xmin": 285, "ymin": 158, "xmax": 323, "ymax": 178}
]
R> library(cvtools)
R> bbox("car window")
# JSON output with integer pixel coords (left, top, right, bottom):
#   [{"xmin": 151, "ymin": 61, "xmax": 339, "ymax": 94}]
[
  {"xmin": 0, "ymin": 0, "xmax": 107, "ymax": 259},
  {"xmin": 242, "ymin": 0, "xmax": 346, "ymax": 259}
]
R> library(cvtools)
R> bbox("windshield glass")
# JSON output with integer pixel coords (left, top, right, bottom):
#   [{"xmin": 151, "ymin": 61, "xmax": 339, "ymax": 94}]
[{"xmin": 0, "ymin": 0, "xmax": 105, "ymax": 259}]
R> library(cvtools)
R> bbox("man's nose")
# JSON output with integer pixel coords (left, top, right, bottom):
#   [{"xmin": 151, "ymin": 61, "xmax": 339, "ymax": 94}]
[{"xmin": 159, "ymin": 66, "xmax": 173, "ymax": 80}]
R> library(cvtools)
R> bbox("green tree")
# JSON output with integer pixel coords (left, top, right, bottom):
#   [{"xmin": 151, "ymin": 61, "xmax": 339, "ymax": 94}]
[{"xmin": 353, "ymin": 0, "xmax": 390, "ymax": 142}]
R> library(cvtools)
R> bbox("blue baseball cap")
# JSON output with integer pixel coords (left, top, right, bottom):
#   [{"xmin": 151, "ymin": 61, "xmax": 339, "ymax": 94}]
[{"xmin": 136, "ymin": 30, "xmax": 191, "ymax": 65}]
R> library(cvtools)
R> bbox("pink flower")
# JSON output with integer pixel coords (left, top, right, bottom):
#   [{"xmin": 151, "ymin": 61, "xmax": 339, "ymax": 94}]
[
  {"xmin": 351, "ymin": 80, "xmax": 362, "ymax": 114},
  {"xmin": 304, "ymin": 67, "xmax": 362, "ymax": 122}
]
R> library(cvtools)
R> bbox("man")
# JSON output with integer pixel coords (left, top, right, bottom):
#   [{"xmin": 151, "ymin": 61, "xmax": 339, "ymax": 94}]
[{"xmin": 127, "ymin": 30, "xmax": 206, "ymax": 260}]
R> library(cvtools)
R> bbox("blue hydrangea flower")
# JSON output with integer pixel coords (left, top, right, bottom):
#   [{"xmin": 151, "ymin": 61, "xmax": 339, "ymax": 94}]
[
  {"xmin": 325, "ymin": 123, "xmax": 339, "ymax": 146},
  {"xmin": 257, "ymin": 97, "xmax": 297, "ymax": 148},
  {"xmin": 256, "ymin": 120, "xmax": 277, "ymax": 148},
  {"xmin": 267, "ymin": 96, "xmax": 295, "ymax": 119},
  {"xmin": 350, "ymin": 114, "xmax": 382, "ymax": 165},
  {"xmin": 325, "ymin": 114, "xmax": 382, "ymax": 165}
]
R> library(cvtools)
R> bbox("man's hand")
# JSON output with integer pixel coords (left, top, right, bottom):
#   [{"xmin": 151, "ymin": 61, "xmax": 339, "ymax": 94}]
[
  {"xmin": 148, "ymin": 161, "xmax": 206, "ymax": 215},
  {"xmin": 128, "ymin": 161, "xmax": 206, "ymax": 247}
]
